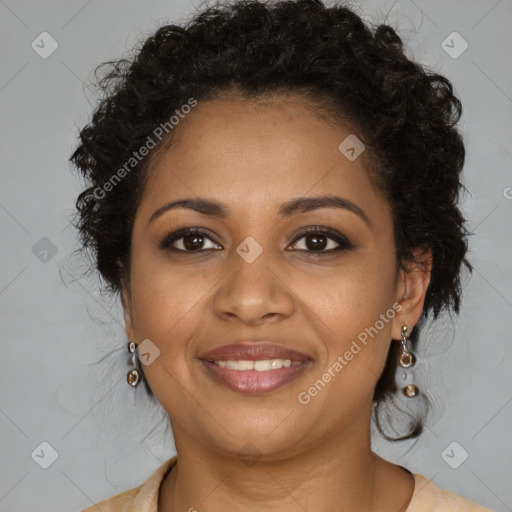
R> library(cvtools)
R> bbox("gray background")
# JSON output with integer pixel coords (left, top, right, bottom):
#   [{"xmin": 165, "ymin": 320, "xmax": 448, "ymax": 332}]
[{"xmin": 1, "ymin": 0, "xmax": 511, "ymax": 511}]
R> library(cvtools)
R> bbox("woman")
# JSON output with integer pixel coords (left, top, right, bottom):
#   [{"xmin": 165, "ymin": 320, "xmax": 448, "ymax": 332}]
[{"xmin": 71, "ymin": 0, "xmax": 493, "ymax": 510}]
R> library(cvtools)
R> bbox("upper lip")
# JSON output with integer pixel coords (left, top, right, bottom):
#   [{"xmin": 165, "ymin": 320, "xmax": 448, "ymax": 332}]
[{"xmin": 199, "ymin": 342, "xmax": 311, "ymax": 362}]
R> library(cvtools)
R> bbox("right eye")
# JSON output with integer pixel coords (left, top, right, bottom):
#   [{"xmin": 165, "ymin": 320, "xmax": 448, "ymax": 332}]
[{"xmin": 159, "ymin": 227, "xmax": 223, "ymax": 252}]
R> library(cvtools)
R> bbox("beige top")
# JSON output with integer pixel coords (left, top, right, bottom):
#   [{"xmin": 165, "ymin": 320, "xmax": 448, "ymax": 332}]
[{"xmin": 81, "ymin": 456, "xmax": 494, "ymax": 512}]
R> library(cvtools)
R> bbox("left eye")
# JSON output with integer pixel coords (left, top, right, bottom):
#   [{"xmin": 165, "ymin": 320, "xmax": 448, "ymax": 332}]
[{"xmin": 288, "ymin": 229, "xmax": 352, "ymax": 253}]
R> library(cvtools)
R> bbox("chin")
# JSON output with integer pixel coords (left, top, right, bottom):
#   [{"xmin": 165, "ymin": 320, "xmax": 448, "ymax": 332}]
[{"xmin": 200, "ymin": 414, "xmax": 311, "ymax": 461}]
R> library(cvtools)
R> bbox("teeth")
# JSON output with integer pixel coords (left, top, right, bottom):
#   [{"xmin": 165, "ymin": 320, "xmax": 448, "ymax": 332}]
[{"xmin": 214, "ymin": 359, "xmax": 301, "ymax": 370}]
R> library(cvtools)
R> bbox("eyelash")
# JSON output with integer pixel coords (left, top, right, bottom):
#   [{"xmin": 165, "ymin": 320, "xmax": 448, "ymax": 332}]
[{"xmin": 158, "ymin": 226, "xmax": 354, "ymax": 255}]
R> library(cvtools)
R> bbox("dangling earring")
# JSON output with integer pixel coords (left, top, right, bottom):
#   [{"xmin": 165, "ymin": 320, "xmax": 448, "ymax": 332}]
[
  {"xmin": 398, "ymin": 325, "xmax": 418, "ymax": 398},
  {"xmin": 127, "ymin": 341, "xmax": 141, "ymax": 388}
]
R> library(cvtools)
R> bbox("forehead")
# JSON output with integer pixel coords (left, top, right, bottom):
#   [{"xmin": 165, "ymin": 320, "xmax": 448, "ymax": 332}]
[{"xmin": 139, "ymin": 96, "xmax": 387, "ymax": 222}]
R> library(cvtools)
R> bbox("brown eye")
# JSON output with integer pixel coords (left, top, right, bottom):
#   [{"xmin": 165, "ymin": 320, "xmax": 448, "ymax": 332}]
[
  {"xmin": 159, "ymin": 228, "xmax": 222, "ymax": 252},
  {"xmin": 182, "ymin": 233, "xmax": 206, "ymax": 251},
  {"xmin": 303, "ymin": 233, "xmax": 329, "ymax": 251},
  {"xmin": 289, "ymin": 227, "xmax": 354, "ymax": 254}
]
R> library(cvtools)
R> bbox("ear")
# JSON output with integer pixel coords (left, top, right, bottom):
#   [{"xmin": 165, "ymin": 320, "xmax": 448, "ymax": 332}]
[
  {"xmin": 119, "ymin": 262, "xmax": 136, "ymax": 341},
  {"xmin": 392, "ymin": 244, "xmax": 433, "ymax": 340}
]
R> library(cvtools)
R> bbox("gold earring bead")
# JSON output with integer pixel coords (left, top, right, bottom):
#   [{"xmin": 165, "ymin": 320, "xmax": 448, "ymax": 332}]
[
  {"xmin": 127, "ymin": 369, "xmax": 141, "ymax": 387},
  {"xmin": 399, "ymin": 350, "xmax": 416, "ymax": 368},
  {"xmin": 403, "ymin": 384, "xmax": 419, "ymax": 398}
]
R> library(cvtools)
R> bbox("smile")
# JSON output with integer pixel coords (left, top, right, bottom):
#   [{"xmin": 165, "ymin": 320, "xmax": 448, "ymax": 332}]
[
  {"xmin": 212, "ymin": 359, "xmax": 302, "ymax": 370},
  {"xmin": 199, "ymin": 358, "xmax": 312, "ymax": 394}
]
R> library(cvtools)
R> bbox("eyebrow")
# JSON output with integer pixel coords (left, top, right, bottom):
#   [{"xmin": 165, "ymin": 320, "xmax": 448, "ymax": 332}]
[{"xmin": 148, "ymin": 195, "xmax": 371, "ymax": 227}]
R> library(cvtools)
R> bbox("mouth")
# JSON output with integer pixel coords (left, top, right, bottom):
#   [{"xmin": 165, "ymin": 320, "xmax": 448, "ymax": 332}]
[{"xmin": 198, "ymin": 342, "xmax": 313, "ymax": 394}]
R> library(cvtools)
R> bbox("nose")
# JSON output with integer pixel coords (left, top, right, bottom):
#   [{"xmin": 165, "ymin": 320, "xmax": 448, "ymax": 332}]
[{"xmin": 212, "ymin": 250, "xmax": 296, "ymax": 326}]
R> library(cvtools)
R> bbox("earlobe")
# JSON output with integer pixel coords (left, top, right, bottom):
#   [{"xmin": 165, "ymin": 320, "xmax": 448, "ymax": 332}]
[{"xmin": 392, "ymin": 245, "xmax": 432, "ymax": 339}]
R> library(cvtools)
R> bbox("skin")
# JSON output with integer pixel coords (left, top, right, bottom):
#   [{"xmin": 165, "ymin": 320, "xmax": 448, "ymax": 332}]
[{"xmin": 121, "ymin": 95, "xmax": 432, "ymax": 512}]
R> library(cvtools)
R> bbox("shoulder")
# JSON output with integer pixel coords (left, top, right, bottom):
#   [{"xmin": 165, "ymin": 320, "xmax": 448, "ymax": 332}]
[
  {"xmin": 81, "ymin": 486, "xmax": 139, "ymax": 512},
  {"xmin": 408, "ymin": 474, "xmax": 495, "ymax": 512},
  {"xmin": 80, "ymin": 456, "xmax": 177, "ymax": 512}
]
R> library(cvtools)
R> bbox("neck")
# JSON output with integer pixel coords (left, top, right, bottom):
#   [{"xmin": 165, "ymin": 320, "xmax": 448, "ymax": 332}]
[{"xmin": 158, "ymin": 409, "xmax": 414, "ymax": 512}]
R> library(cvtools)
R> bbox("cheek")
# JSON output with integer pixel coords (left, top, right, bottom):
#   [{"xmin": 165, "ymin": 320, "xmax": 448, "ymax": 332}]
[
  {"xmin": 296, "ymin": 265, "xmax": 397, "ymax": 422},
  {"xmin": 130, "ymin": 242, "xmax": 214, "ymax": 320},
  {"xmin": 306, "ymin": 250, "xmax": 397, "ymax": 379},
  {"xmin": 301, "ymin": 252, "xmax": 396, "ymax": 334},
  {"xmin": 126, "ymin": 257, "xmax": 215, "ymax": 405},
  {"xmin": 127, "ymin": 250, "xmax": 222, "ymax": 365}
]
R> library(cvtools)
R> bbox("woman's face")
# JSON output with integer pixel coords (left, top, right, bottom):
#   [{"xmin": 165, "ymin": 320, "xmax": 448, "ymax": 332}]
[{"xmin": 122, "ymin": 95, "xmax": 427, "ymax": 459}]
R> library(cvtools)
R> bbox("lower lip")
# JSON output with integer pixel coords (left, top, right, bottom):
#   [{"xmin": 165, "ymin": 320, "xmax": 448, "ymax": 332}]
[{"xmin": 199, "ymin": 360, "xmax": 312, "ymax": 394}]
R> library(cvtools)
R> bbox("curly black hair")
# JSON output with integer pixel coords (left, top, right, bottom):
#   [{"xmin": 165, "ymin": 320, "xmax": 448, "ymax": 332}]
[{"xmin": 69, "ymin": 0, "xmax": 472, "ymax": 441}]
